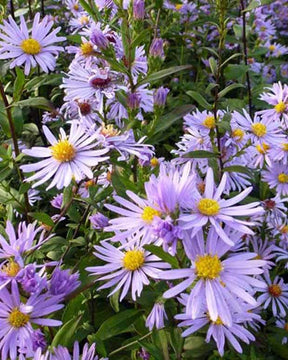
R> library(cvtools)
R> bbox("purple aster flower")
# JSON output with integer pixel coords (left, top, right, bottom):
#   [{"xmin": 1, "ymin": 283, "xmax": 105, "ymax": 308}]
[
  {"xmin": 48, "ymin": 267, "xmax": 80, "ymax": 298},
  {"xmin": 20, "ymin": 122, "xmax": 109, "ymax": 190},
  {"xmin": 90, "ymin": 212, "xmax": 109, "ymax": 230},
  {"xmin": 0, "ymin": 281, "xmax": 63, "ymax": 360},
  {"xmin": 152, "ymin": 216, "xmax": 181, "ymax": 255},
  {"xmin": 52, "ymin": 342, "xmax": 100, "ymax": 360},
  {"xmin": 0, "ymin": 221, "xmax": 48, "ymax": 266},
  {"xmin": 257, "ymin": 272, "xmax": 288, "ymax": 317},
  {"xmin": 149, "ymin": 38, "xmax": 164, "ymax": 58},
  {"xmin": 0, "ymin": 14, "xmax": 65, "ymax": 75},
  {"xmin": 127, "ymin": 92, "xmax": 141, "ymax": 110},
  {"xmin": 86, "ymin": 241, "xmax": 170, "ymax": 301},
  {"xmin": 159, "ymin": 227, "xmax": 266, "ymax": 326},
  {"xmin": 61, "ymin": 61, "xmax": 125, "ymax": 113},
  {"xmin": 145, "ymin": 303, "xmax": 167, "ymax": 331},
  {"xmin": 262, "ymin": 161, "xmax": 288, "ymax": 196},
  {"xmin": 17, "ymin": 264, "xmax": 46, "ymax": 294},
  {"xmin": 249, "ymin": 237, "xmax": 276, "ymax": 270},
  {"xmin": 133, "ymin": 0, "xmax": 145, "ymax": 20},
  {"xmin": 258, "ymin": 82, "xmax": 288, "ymax": 123},
  {"xmin": 153, "ymin": 87, "xmax": 169, "ymax": 107},
  {"xmin": 180, "ymin": 167, "xmax": 264, "ymax": 246},
  {"xmin": 175, "ymin": 306, "xmax": 258, "ymax": 356},
  {"xmin": 232, "ymin": 109, "xmax": 283, "ymax": 146},
  {"xmin": 90, "ymin": 28, "xmax": 109, "ymax": 50},
  {"xmin": 51, "ymin": 193, "xmax": 63, "ymax": 209}
]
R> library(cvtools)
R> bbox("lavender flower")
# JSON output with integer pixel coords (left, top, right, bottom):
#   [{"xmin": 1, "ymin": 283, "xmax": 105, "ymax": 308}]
[
  {"xmin": 145, "ymin": 303, "xmax": 167, "ymax": 331},
  {"xmin": 21, "ymin": 122, "xmax": 109, "ymax": 190},
  {"xmin": 48, "ymin": 267, "xmax": 80, "ymax": 298},
  {"xmin": 133, "ymin": 0, "xmax": 145, "ymax": 20},
  {"xmin": 0, "ymin": 14, "xmax": 65, "ymax": 75},
  {"xmin": 90, "ymin": 212, "xmax": 109, "ymax": 230},
  {"xmin": 149, "ymin": 38, "xmax": 164, "ymax": 58},
  {"xmin": 154, "ymin": 87, "xmax": 169, "ymax": 107}
]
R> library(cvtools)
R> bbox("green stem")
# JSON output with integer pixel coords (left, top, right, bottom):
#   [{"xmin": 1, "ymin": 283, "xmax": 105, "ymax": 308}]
[{"xmin": 108, "ymin": 331, "xmax": 153, "ymax": 356}]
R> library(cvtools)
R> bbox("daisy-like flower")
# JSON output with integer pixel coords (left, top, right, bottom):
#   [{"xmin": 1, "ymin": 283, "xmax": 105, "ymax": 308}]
[
  {"xmin": 269, "ymin": 138, "xmax": 288, "ymax": 165},
  {"xmin": 145, "ymin": 302, "xmax": 168, "ymax": 331},
  {"xmin": 62, "ymin": 62, "xmax": 125, "ymax": 113},
  {"xmin": 257, "ymin": 272, "xmax": 288, "ymax": 317},
  {"xmin": 0, "ymin": 221, "xmax": 48, "ymax": 266},
  {"xmin": 232, "ymin": 110, "xmax": 283, "ymax": 146},
  {"xmin": 0, "ymin": 13, "xmax": 65, "ymax": 75},
  {"xmin": 159, "ymin": 227, "xmax": 266, "ymax": 326},
  {"xmin": 249, "ymin": 237, "xmax": 276, "ymax": 270},
  {"xmin": 184, "ymin": 109, "xmax": 224, "ymax": 136},
  {"xmin": 180, "ymin": 167, "xmax": 264, "ymax": 246},
  {"xmin": 95, "ymin": 126, "xmax": 154, "ymax": 162},
  {"xmin": 262, "ymin": 161, "xmax": 288, "ymax": 196},
  {"xmin": 20, "ymin": 122, "xmax": 109, "ymax": 190},
  {"xmin": 258, "ymin": 82, "xmax": 288, "ymax": 123},
  {"xmin": 261, "ymin": 195, "xmax": 288, "ymax": 225},
  {"xmin": 86, "ymin": 241, "xmax": 170, "ymax": 301},
  {"xmin": 0, "ymin": 282, "xmax": 63, "ymax": 360},
  {"xmin": 175, "ymin": 307, "xmax": 258, "ymax": 356},
  {"xmin": 50, "ymin": 342, "xmax": 103, "ymax": 360},
  {"xmin": 69, "ymin": 12, "xmax": 91, "ymax": 33}
]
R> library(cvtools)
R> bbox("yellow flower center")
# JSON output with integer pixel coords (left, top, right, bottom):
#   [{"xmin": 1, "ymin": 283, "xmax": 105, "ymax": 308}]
[
  {"xmin": 256, "ymin": 142, "xmax": 270, "ymax": 154},
  {"xmin": 274, "ymin": 101, "xmax": 286, "ymax": 113},
  {"xmin": 260, "ymin": 26, "xmax": 266, "ymax": 31},
  {"xmin": 268, "ymin": 284, "xmax": 282, "ymax": 297},
  {"xmin": 282, "ymin": 143, "xmax": 288, "ymax": 151},
  {"xmin": 21, "ymin": 38, "xmax": 41, "ymax": 55},
  {"xmin": 269, "ymin": 45, "xmax": 276, "ymax": 51},
  {"xmin": 100, "ymin": 125, "xmax": 120, "ymax": 138},
  {"xmin": 123, "ymin": 250, "xmax": 145, "ymax": 271},
  {"xmin": 2, "ymin": 260, "xmax": 20, "ymax": 277},
  {"xmin": 278, "ymin": 173, "xmax": 288, "ymax": 183},
  {"xmin": 80, "ymin": 16, "xmax": 89, "ymax": 25},
  {"xmin": 175, "ymin": 3, "xmax": 183, "ymax": 10},
  {"xmin": 51, "ymin": 139, "xmax": 76, "ymax": 162},
  {"xmin": 213, "ymin": 316, "xmax": 223, "ymax": 325},
  {"xmin": 73, "ymin": 4, "xmax": 79, "ymax": 10},
  {"xmin": 251, "ymin": 123, "xmax": 267, "ymax": 137},
  {"xmin": 141, "ymin": 206, "xmax": 161, "ymax": 224},
  {"xmin": 202, "ymin": 116, "xmax": 215, "ymax": 129},
  {"xmin": 195, "ymin": 254, "xmax": 222, "ymax": 280},
  {"xmin": 150, "ymin": 157, "xmax": 159, "ymax": 167},
  {"xmin": 232, "ymin": 128, "xmax": 244, "ymax": 142},
  {"xmin": 197, "ymin": 198, "xmax": 220, "ymax": 216},
  {"xmin": 8, "ymin": 308, "xmax": 30, "ymax": 328},
  {"xmin": 284, "ymin": 323, "xmax": 288, "ymax": 332},
  {"xmin": 85, "ymin": 179, "xmax": 95, "ymax": 189},
  {"xmin": 280, "ymin": 225, "xmax": 288, "ymax": 234},
  {"xmin": 80, "ymin": 42, "xmax": 93, "ymax": 55}
]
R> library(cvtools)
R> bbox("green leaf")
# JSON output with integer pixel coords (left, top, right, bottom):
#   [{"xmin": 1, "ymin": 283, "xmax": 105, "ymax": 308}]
[
  {"xmin": 153, "ymin": 104, "xmax": 195, "ymax": 135},
  {"xmin": 144, "ymin": 244, "xmax": 179, "ymax": 268},
  {"xmin": 28, "ymin": 212, "xmax": 54, "ymax": 227},
  {"xmin": 62, "ymin": 184, "xmax": 73, "ymax": 209},
  {"xmin": 218, "ymin": 83, "xmax": 245, "ymax": 99},
  {"xmin": 208, "ymin": 57, "xmax": 217, "ymax": 77},
  {"xmin": 183, "ymin": 150, "xmax": 219, "ymax": 159},
  {"xmin": 221, "ymin": 53, "xmax": 242, "ymax": 68},
  {"xmin": 186, "ymin": 91, "xmax": 212, "ymax": 110},
  {"xmin": 138, "ymin": 65, "xmax": 192, "ymax": 85},
  {"xmin": 51, "ymin": 315, "xmax": 83, "ymax": 348},
  {"xmin": 223, "ymin": 165, "xmax": 253, "ymax": 176},
  {"xmin": 13, "ymin": 68, "xmax": 25, "ymax": 102},
  {"xmin": 12, "ymin": 97, "xmax": 54, "ymax": 111},
  {"xmin": 19, "ymin": 183, "xmax": 31, "ymax": 195},
  {"xmin": 109, "ymin": 290, "xmax": 120, "ymax": 313},
  {"xmin": 95, "ymin": 309, "xmax": 142, "ymax": 341}
]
